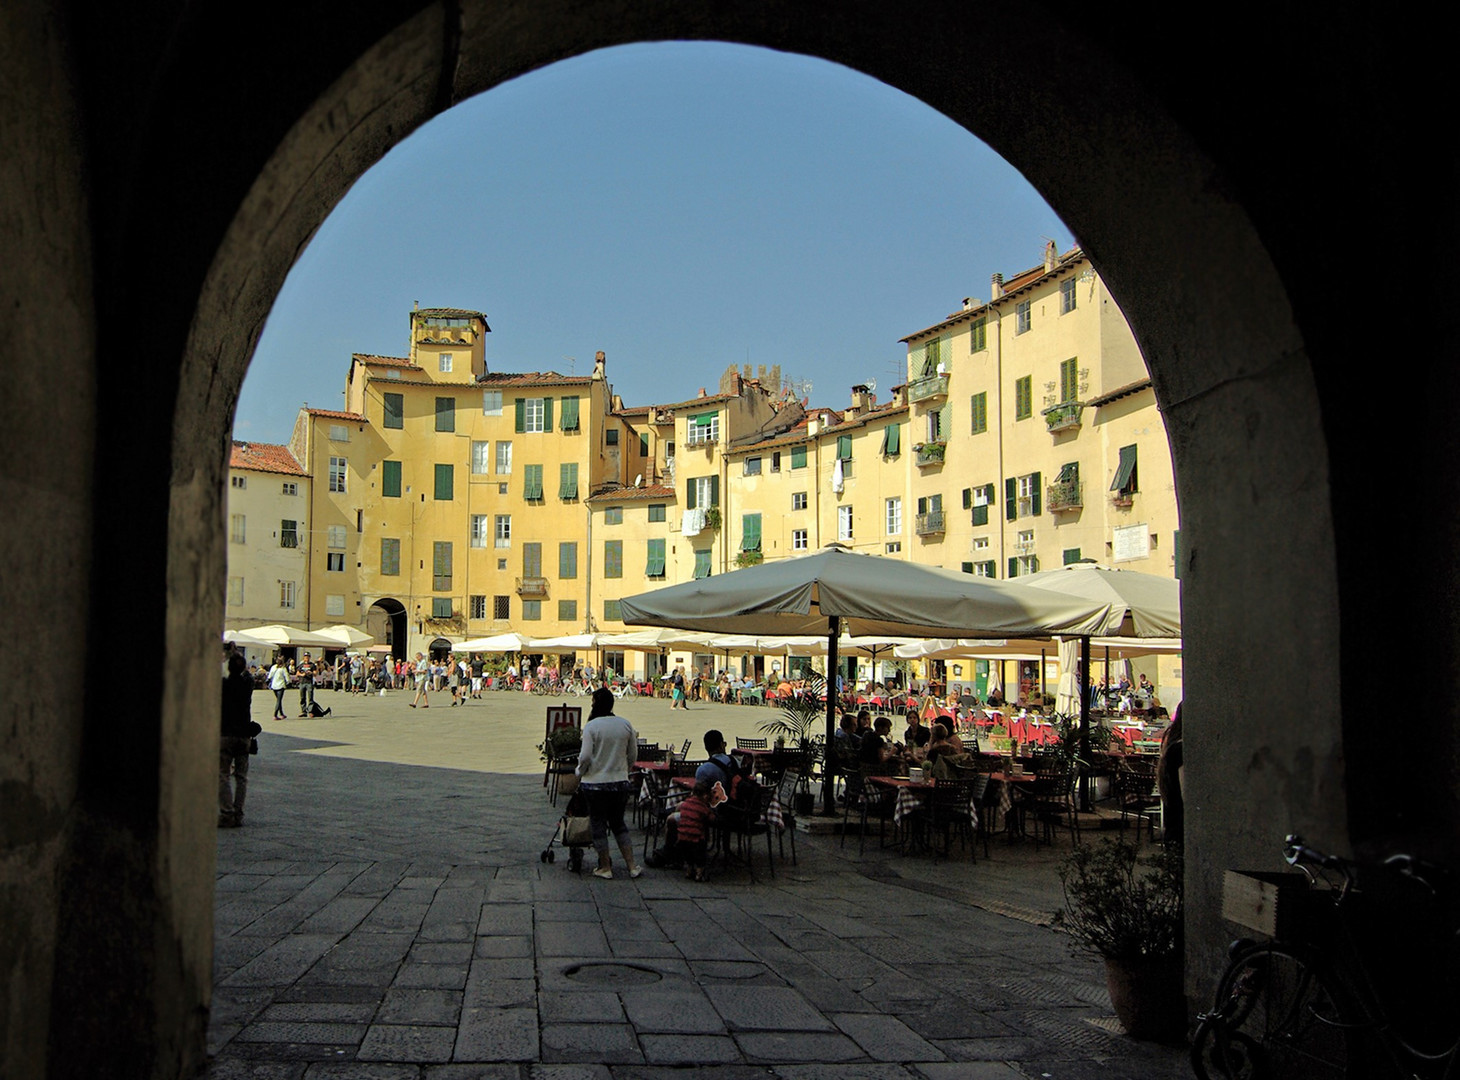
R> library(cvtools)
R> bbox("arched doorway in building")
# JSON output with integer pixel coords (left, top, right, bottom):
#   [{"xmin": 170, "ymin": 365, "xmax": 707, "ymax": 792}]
[{"xmin": 366, "ymin": 598, "xmax": 407, "ymax": 661}]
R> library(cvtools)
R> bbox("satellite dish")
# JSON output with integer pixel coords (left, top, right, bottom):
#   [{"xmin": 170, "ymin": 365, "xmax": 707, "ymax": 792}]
[
  {"xmin": 865, "ymin": 377, "xmax": 877, "ymax": 392},
  {"xmin": 634, "ymin": 474, "xmax": 643, "ymax": 487}
]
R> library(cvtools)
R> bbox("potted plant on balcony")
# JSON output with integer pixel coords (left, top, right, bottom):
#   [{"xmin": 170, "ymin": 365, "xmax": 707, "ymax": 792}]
[
  {"xmin": 1055, "ymin": 839, "xmax": 1185, "ymax": 1042},
  {"xmin": 703, "ymin": 506, "xmax": 723, "ymax": 530},
  {"xmin": 735, "ymin": 549, "xmax": 764, "ymax": 569}
]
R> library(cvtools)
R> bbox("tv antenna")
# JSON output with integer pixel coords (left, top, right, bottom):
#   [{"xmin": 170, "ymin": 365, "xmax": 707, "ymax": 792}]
[{"xmin": 562, "ymin": 355, "xmax": 576, "ymax": 376}]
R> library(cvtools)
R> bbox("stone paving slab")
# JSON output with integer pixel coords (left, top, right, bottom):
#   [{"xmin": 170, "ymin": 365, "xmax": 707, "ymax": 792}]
[{"xmin": 204, "ymin": 699, "xmax": 1191, "ymax": 1078}]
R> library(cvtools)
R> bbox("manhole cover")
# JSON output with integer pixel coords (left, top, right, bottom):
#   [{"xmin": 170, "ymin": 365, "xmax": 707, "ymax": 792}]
[{"xmin": 563, "ymin": 962, "xmax": 663, "ymax": 987}]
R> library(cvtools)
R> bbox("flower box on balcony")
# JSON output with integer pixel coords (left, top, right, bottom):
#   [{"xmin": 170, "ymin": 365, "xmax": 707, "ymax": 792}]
[
  {"xmin": 914, "ymin": 442, "xmax": 947, "ymax": 466},
  {"xmin": 702, "ymin": 506, "xmax": 723, "ymax": 530},
  {"xmin": 1047, "ymin": 480, "xmax": 1084, "ymax": 512},
  {"xmin": 1111, "ymin": 493, "xmax": 1135, "ymax": 510},
  {"xmin": 1043, "ymin": 401, "xmax": 1084, "ymax": 433}
]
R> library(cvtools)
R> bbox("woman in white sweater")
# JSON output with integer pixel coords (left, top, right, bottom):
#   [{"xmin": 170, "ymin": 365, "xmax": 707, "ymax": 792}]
[{"xmin": 575, "ymin": 688, "xmax": 644, "ymax": 879}]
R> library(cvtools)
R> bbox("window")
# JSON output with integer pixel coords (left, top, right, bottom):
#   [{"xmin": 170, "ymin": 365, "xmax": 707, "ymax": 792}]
[
  {"xmin": 231, "ymin": 475, "xmax": 246, "ymax": 489},
  {"xmin": 432, "ymin": 597, "xmax": 453, "ymax": 618},
  {"xmin": 927, "ymin": 405, "xmax": 947, "ymax": 443},
  {"xmin": 921, "ymin": 336, "xmax": 942, "ymax": 376},
  {"xmin": 559, "ymin": 542, "xmax": 578, "ymax": 580},
  {"xmin": 1064, "ymin": 547, "xmax": 1083, "ymax": 565},
  {"xmin": 648, "ymin": 504, "xmax": 666, "ymax": 523},
  {"xmin": 605, "ymin": 428, "xmax": 619, "ymax": 447},
  {"xmin": 970, "ymin": 316, "xmax": 987, "ymax": 353},
  {"xmin": 881, "ymin": 424, "xmax": 900, "ymax": 456},
  {"xmin": 1005, "ymin": 472, "xmax": 1042, "ymax": 519},
  {"xmin": 279, "ymin": 519, "xmax": 297, "ymax": 548},
  {"xmin": 279, "ymin": 581, "xmax": 296, "ymax": 609},
  {"xmin": 493, "ymin": 595, "xmax": 510, "ymax": 619},
  {"xmin": 973, "ymin": 536, "xmax": 990, "ymax": 552},
  {"xmin": 687, "ymin": 411, "xmax": 719, "ymax": 445},
  {"xmin": 381, "ymin": 459, "xmax": 401, "ymax": 498},
  {"xmin": 969, "ymin": 483, "xmax": 995, "ymax": 526},
  {"xmin": 792, "ymin": 491, "xmax": 807, "ymax": 511},
  {"xmin": 327, "ymin": 554, "xmax": 344, "ymax": 572},
  {"xmin": 886, "ymin": 497, "xmax": 901, "ymax": 534},
  {"xmin": 282, "ymin": 481, "xmax": 297, "ymax": 496},
  {"xmin": 961, "ymin": 562, "xmax": 974, "ymax": 574},
  {"xmin": 1015, "ymin": 299, "xmax": 1032, "ymax": 334},
  {"xmin": 329, "ymin": 424, "xmax": 349, "ymax": 442},
  {"xmin": 646, "ymin": 538, "xmax": 666, "ymax": 578},
  {"xmin": 326, "ymin": 594, "xmax": 345, "ymax": 616},
  {"xmin": 329, "ymin": 456, "xmax": 347, "ymax": 492},
  {"xmin": 438, "ymin": 353, "xmax": 453, "ymax": 373},
  {"xmin": 383, "ymin": 392, "xmax": 403, "ymax": 429},
  {"xmin": 1014, "ymin": 376, "xmax": 1032, "ymax": 421},
  {"xmin": 558, "ymin": 600, "xmax": 577, "ymax": 621},
  {"xmin": 471, "ymin": 595, "xmax": 487, "ymax": 619},
  {"xmin": 770, "ymin": 450, "xmax": 781, "ymax": 472},
  {"xmin": 471, "ymin": 441, "xmax": 491, "ymax": 474},
  {"xmin": 1061, "ymin": 277, "xmax": 1077, "ymax": 314},
  {"xmin": 970, "ymin": 392, "xmax": 988, "ymax": 434},
  {"xmin": 434, "ymin": 463, "xmax": 453, "ymax": 500},
  {"xmin": 972, "ymin": 560, "xmax": 995, "ymax": 578},
  {"xmin": 790, "ymin": 445, "xmax": 807, "ymax": 469},
  {"xmin": 227, "ymin": 576, "xmax": 244, "ymax": 606},
  {"xmin": 836, "ymin": 434, "xmax": 852, "ymax": 461},
  {"xmin": 482, "ymin": 390, "xmax": 502, "ymax": 416},
  {"xmin": 432, "ymin": 541, "xmax": 452, "ymax": 590},
  {"xmin": 1009, "ymin": 554, "xmax": 1040, "ymax": 577},
  {"xmin": 560, "ymin": 396, "xmax": 580, "ymax": 431},
  {"xmin": 885, "ymin": 541, "xmax": 902, "ymax": 554},
  {"xmin": 838, "ymin": 505, "xmax": 853, "ymax": 541},
  {"xmin": 603, "ymin": 599, "xmax": 623, "ymax": 622},
  {"xmin": 494, "ymin": 514, "xmax": 511, "ymax": 548},
  {"xmin": 603, "ymin": 540, "xmax": 622, "ymax": 578},
  {"xmin": 604, "ymin": 506, "xmax": 623, "ymax": 525},
  {"xmin": 522, "ymin": 600, "xmax": 542, "ymax": 621},
  {"xmin": 495, "ymin": 440, "xmax": 512, "ymax": 475},
  {"xmin": 559, "ymin": 462, "xmax": 579, "ymax": 500},
  {"xmin": 471, "ymin": 514, "xmax": 489, "ymax": 548},
  {"xmin": 687, "ymin": 475, "xmax": 719, "ymax": 509},
  {"xmin": 230, "ymin": 514, "xmax": 246, "ymax": 544},
  {"xmin": 1111, "ymin": 444, "xmax": 1139, "ymax": 496},
  {"xmin": 1017, "ymin": 528, "xmax": 1035, "ymax": 549},
  {"xmin": 793, "ymin": 529, "xmax": 808, "ymax": 551},
  {"xmin": 693, "ymin": 549, "xmax": 712, "ymax": 579},
  {"xmin": 741, "ymin": 513, "xmax": 762, "ymax": 553},
  {"xmin": 327, "ymin": 524, "xmax": 346, "ymax": 549},
  {"xmin": 639, "ymin": 433, "xmax": 649, "ymax": 457},
  {"xmin": 523, "ymin": 464, "xmax": 543, "ymax": 501},
  {"xmin": 435, "ymin": 396, "xmax": 455, "ymax": 432},
  {"xmin": 516, "ymin": 396, "xmax": 552, "ymax": 433},
  {"xmin": 743, "ymin": 456, "xmax": 762, "ymax": 476},
  {"xmin": 381, "ymin": 537, "xmax": 400, "ymax": 575},
  {"xmin": 1060, "ymin": 357, "xmax": 1079, "ymax": 403}
]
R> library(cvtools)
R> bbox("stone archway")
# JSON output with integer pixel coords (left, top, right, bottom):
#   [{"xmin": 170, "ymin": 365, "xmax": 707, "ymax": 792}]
[
  {"xmin": 367, "ymin": 598, "xmax": 409, "ymax": 660},
  {"xmin": 7, "ymin": 5, "xmax": 1452, "ymax": 1079}
]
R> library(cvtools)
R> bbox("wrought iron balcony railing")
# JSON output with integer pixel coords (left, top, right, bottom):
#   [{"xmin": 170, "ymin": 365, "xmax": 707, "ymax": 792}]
[
  {"xmin": 515, "ymin": 576, "xmax": 549, "ymax": 598},
  {"xmin": 1046, "ymin": 479, "xmax": 1083, "ymax": 512},
  {"xmin": 908, "ymin": 373, "xmax": 950, "ymax": 403},
  {"xmin": 1042, "ymin": 400, "xmax": 1084, "ymax": 433},
  {"xmin": 914, "ymin": 441, "xmax": 946, "ymax": 466},
  {"xmin": 915, "ymin": 510, "xmax": 946, "ymax": 536}
]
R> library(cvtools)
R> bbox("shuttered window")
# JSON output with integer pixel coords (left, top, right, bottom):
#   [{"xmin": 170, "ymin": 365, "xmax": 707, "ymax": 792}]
[
  {"xmin": 970, "ymin": 392, "xmax": 987, "ymax": 434},
  {"xmin": 1015, "ymin": 376, "xmax": 1032, "ymax": 420},
  {"xmin": 604, "ymin": 540, "xmax": 623, "ymax": 579},
  {"xmin": 381, "ymin": 538, "xmax": 400, "ymax": 575},
  {"xmin": 383, "ymin": 392, "xmax": 403, "ymax": 429},
  {"xmin": 381, "ymin": 460, "xmax": 401, "ymax": 498},
  {"xmin": 646, "ymin": 538, "xmax": 666, "ymax": 578},
  {"xmin": 560, "ymin": 396, "xmax": 580, "ymax": 431},
  {"xmin": 836, "ymin": 435, "xmax": 852, "ymax": 461},
  {"xmin": 881, "ymin": 424, "xmax": 900, "ymax": 455},
  {"xmin": 693, "ymin": 550, "xmax": 712, "ymax": 579},
  {"xmin": 432, "ymin": 542, "xmax": 452, "ymax": 590},
  {"xmin": 741, "ymin": 514, "xmax": 762, "ymax": 552},
  {"xmin": 523, "ymin": 542, "xmax": 542, "ymax": 578},
  {"xmin": 434, "ymin": 464, "xmax": 453, "ymax": 501},
  {"xmin": 559, "ymin": 462, "xmax": 579, "ymax": 500},
  {"xmin": 1111, "ymin": 444, "xmax": 1139, "ymax": 493},
  {"xmin": 790, "ymin": 445, "xmax": 807, "ymax": 469},
  {"xmin": 435, "ymin": 396, "xmax": 455, "ymax": 432},
  {"xmin": 559, "ymin": 542, "xmax": 577, "ymax": 580},
  {"xmin": 523, "ymin": 464, "xmax": 543, "ymax": 501}
]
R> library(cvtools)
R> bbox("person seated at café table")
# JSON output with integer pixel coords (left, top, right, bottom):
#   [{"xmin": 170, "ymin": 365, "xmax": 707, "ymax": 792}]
[
  {"xmin": 903, "ymin": 714, "xmax": 932, "ymax": 751},
  {"xmin": 924, "ymin": 723, "xmax": 964, "ymax": 764},
  {"xmin": 858, "ymin": 716, "xmax": 905, "ymax": 774},
  {"xmin": 834, "ymin": 714, "xmax": 860, "ymax": 752},
  {"xmin": 855, "ymin": 709, "xmax": 872, "ymax": 742}
]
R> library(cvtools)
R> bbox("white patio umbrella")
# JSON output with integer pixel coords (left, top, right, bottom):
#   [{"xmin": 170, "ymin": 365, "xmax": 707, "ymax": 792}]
[
  {"xmin": 1055, "ymin": 637, "xmax": 1082, "ymax": 715},
  {"xmin": 456, "ymin": 632, "xmax": 528, "ymax": 652},
  {"xmin": 313, "ymin": 624, "xmax": 375, "ymax": 648},
  {"xmin": 223, "ymin": 629, "xmax": 276, "ymax": 649},
  {"xmin": 523, "ymin": 633, "xmax": 599, "ymax": 651},
  {"xmin": 227, "ymin": 624, "xmax": 340, "ymax": 649}
]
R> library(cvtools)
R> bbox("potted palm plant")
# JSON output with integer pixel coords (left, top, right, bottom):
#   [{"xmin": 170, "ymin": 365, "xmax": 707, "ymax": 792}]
[
  {"xmin": 1056, "ymin": 839, "xmax": 1185, "ymax": 1042},
  {"xmin": 759, "ymin": 672, "xmax": 824, "ymax": 815}
]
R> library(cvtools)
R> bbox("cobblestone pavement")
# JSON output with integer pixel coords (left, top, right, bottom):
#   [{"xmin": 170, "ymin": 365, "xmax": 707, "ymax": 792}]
[{"xmin": 206, "ymin": 685, "xmax": 1191, "ymax": 1079}]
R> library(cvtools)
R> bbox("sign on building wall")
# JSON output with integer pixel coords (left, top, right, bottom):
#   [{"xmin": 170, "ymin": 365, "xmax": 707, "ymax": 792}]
[{"xmin": 1113, "ymin": 523, "xmax": 1151, "ymax": 562}]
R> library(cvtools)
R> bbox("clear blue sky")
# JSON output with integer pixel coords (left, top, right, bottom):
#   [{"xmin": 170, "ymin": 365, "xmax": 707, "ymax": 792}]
[{"xmin": 233, "ymin": 41, "xmax": 1071, "ymax": 445}]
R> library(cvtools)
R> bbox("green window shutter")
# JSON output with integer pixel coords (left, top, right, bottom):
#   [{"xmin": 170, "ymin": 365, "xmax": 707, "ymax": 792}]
[
  {"xmin": 434, "ymin": 463, "xmax": 453, "ymax": 501},
  {"xmin": 916, "ymin": 496, "xmax": 927, "ymax": 516},
  {"xmin": 382, "ymin": 459, "xmax": 401, "ymax": 498},
  {"xmin": 523, "ymin": 542, "xmax": 541, "ymax": 578},
  {"xmin": 1031, "ymin": 471, "xmax": 1042, "ymax": 516},
  {"xmin": 646, "ymin": 538, "xmax": 666, "ymax": 576},
  {"xmin": 939, "ymin": 402, "xmax": 951, "ymax": 440},
  {"xmin": 837, "ymin": 434, "xmax": 852, "ymax": 461},
  {"xmin": 603, "ymin": 599, "xmax": 622, "ymax": 622},
  {"xmin": 523, "ymin": 464, "xmax": 543, "ymax": 500},
  {"xmin": 1008, "ymin": 557, "xmax": 1018, "ymax": 579},
  {"xmin": 961, "ymin": 562, "xmax": 974, "ymax": 574},
  {"xmin": 542, "ymin": 397, "xmax": 554, "ymax": 432},
  {"xmin": 1112, "ymin": 444, "xmax": 1139, "ymax": 492},
  {"xmin": 435, "ymin": 396, "xmax": 455, "ymax": 432},
  {"xmin": 742, "ymin": 514, "xmax": 761, "ymax": 552},
  {"xmin": 433, "ymin": 541, "xmax": 452, "ymax": 589},
  {"xmin": 381, "ymin": 538, "xmax": 400, "ymax": 575},
  {"xmin": 432, "ymin": 597, "xmax": 453, "ymax": 618},
  {"xmin": 560, "ymin": 396, "xmax": 580, "ymax": 431},
  {"xmin": 558, "ymin": 600, "xmax": 576, "ymax": 621},
  {"xmin": 686, "ymin": 478, "xmax": 697, "ymax": 510},
  {"xmin": 383, "ymin": 393, "xmax": 403, "ymax": 429},
  {"xmin": 694, "ymin": 550, "xmax": 712, "ymax": 579},
  {"xmin": 791, "ymin": 445, "xmax": 806, "ymax": 469},
  {"xmin": 1063, "ymin": 548, "xmax": 1082, "ymax": 565},
  {"xmin": 604, "ymin": 540, "xmax": 622, "ymax": 578},
  {"xmin": 559, "ymin": 463, "xmax": 579, "ymax": 499},
  {"xmin": 1005, "ymin": 477, "xmax": 1018, "ymax": 521},
  {"xmin": 559, "ymin": 542, "xmax": 577, "ymax": 579},
  {"xmin": 514, "ymin": 398, "xmax": 525, "ymax": 432},
  {"xmin": 709, "ymin": 474, "xmax": 719, "ymax": 507},
  {"xmin": 1060, "ymin": 357, "xmax": 1079, "ymax": 402},
  {"xmin": 883, "ymin": 423, "xmax": 900, "ymax": 455},
  {"xmin": 971, "ymin": 503, "xmax": 988, "ymax": 526},
  {"xmin": 961, "ymin": 487, "xmax": 972, "ymax": 510}
]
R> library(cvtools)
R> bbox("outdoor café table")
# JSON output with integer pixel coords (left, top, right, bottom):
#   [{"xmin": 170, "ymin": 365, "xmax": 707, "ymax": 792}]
[
  {"xmin": 985, "ymin": 770, "xmax": 1035, "ymax": 835},
  {"xmin": 869, "ymin": 776, "xmax": 979, "ymax": 853},
  {"xmin": 668, "ymin": 775, "xmax": 786, "ymax": 831}
]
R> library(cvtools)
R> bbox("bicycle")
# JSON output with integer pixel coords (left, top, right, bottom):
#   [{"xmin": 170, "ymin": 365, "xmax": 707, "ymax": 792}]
[{"xmin": 1191, "ymin": 833, "xmax": 1458, "ymax": 1079}]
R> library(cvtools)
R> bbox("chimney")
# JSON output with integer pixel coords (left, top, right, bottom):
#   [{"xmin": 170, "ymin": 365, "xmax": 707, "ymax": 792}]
[
  {"xmin": 697, "ymin": 387, "xmax": 707, "ymax": 398},
  {"xmin": 991, "ymin": 273, "xmax": 1004, "ymax": 298},
  {"xmin": 592, "ymin": 350, "xmax": 606, "ymax": 380},
  {"xmin": 1044, "ymin": 239, "xmax": 1057, "ymax": 272}
]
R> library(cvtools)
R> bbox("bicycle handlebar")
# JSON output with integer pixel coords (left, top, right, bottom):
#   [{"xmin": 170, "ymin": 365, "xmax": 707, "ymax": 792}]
[{"xmin": 1283, "ymin": 833, "xmax": 1348, "ymax": 872}]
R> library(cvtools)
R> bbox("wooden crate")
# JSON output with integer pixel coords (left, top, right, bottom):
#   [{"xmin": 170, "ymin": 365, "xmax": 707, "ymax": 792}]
[{"xmin": 1221, "ymin": 869, "xmax": 1317, "ymax": 937}]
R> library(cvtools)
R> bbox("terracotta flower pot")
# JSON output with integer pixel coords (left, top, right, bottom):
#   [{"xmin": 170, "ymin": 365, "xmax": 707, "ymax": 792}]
[{"xmin": 1104, "ymin": 954, "xmax": 1186, "ymax": 1043}]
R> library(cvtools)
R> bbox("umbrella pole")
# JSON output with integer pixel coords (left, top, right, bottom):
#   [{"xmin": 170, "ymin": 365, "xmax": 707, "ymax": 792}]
[
  {"xmin": 1079, "ymin": 635, "xmax": 1093, "ymax": 811},
  {"xmin": 823, "ymin": 616, "xmax": 840, "ymax": 815}
]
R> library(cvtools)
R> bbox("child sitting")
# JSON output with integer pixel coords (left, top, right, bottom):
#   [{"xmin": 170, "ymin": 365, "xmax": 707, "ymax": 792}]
[{"xmin": 675, "ymin": 780, "xmax": 714, "ymax": 881}]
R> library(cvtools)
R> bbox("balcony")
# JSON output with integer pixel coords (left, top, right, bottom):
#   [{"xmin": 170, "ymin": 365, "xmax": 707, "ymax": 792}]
[
  {"xmin": 1043, "ymin": 400, "xmax": 1084, "ymax": 433},
  {"xmin": 1111, "ymin": 492, "xmax": 1135, "ymax": 510},
  {"xmin": 515, "ymin": 576, "xmax": 549, "ymax": 598},
  {"xmin": 908, "ymin": 373, "xmax": 950, "ymax": 403},
  {"xmin": 914, "ymin": 441, "xmax": 946, "ymax": 467},
  {"xmin": 685, "ymin": 430, "xmax": 719, "ymax": 448},
  {"xmin": 1046, "ymin": 479, "xmax": 1084, "ymax": 512},
  {"xmin": 915, "ymin": 510, "xmax": 946, "ymax": 536}
]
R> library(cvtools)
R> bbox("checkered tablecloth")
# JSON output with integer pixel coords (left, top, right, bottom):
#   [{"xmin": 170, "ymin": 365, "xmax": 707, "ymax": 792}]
[
  {"xmin": 880, "ymin": 781, "xmax": 979, "ymax": 831},
  {"xmin": 666, "ymin": 777, "xmax": 785, "ymax": 830}
]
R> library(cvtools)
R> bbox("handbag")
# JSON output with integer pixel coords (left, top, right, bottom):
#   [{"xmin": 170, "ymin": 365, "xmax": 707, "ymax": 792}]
[
  {"xmin": 563, "ymin": 815, "xmax": 593, "ymax": 846},
  {"xmin": 249, "ymin": 738, "xmax": 259, "ymax": 755}
]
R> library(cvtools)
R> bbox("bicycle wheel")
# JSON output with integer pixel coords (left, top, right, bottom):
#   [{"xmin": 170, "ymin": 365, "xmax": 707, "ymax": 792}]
[{"xmin": 1192, "ymin": 944, "xmax": 1352, "ymax": 1079}]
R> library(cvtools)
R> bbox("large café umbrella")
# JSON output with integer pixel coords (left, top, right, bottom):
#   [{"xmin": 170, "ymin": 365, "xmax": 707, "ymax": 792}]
[{"xmin": 620, "ymin": 545, "xmax": 1112, "ymax": 812}]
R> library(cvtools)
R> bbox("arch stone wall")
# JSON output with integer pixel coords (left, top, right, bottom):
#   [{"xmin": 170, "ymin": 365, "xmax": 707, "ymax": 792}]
[{"xmin": 2, "ymin": 3, "xmax": 1451, "ymax": 1077}]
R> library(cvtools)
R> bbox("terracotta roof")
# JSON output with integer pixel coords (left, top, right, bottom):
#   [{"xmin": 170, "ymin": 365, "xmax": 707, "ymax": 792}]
[
  {"xmin": 614, "ymin": 406, "xmax": 654, "ymax": 417},
  {"xmin": 478, "ymin": 371, "xmax": 593, "ymax": 388},
  {"xmin": 305, "ymin": 408, "xmax": 369, "ymax": 422},
  {"xmin": 648, "ymin": 392, "xmax": 737, "ymax": 413},
  {"xmin": 230, "ymin": 441, "xmax": 308, "ymax": 476},
  {"xmin": 1087, "ymin": 377, "xmax": 1154, "ymax": 408},
  {"xmin": 728, "ymin": 402, "xmax": 906, "ymax": 455},
  {"xmin": 586, "ymin": 484, "xmax": 677, "ymax": 504},
  {"xmin": 415, "ymin": 307, "xmax": 488, "ymax": 321},
  {"xmin": 354, "ymin": 353, "xmax": 420, "ymax": 370},
  {"xmin": 900, "ymin": 246, "xmax": 1087, "ymax": 342}
]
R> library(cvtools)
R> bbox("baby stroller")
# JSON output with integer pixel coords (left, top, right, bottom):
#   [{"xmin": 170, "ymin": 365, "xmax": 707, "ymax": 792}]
[{"xmin": 540, "ymin": 789, "xmax": 592, "ymax": 872}]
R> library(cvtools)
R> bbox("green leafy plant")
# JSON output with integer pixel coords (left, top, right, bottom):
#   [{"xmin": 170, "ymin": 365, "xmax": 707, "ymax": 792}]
[
  {"xmin": 1056, "ymin": 839, "xmax": 1183, "ymax": 961},
  {"xmin": 703, "ymin": 506, "xmax": 723, "ymax": 529},
  {"xmin": 537, "ymin": 725, "xmax": 582, "ymax": 764},
  {"xmin": 759, "ymin": 671, "xmax": 825, "ymax": 751},
  {"xmin": 734, "ymin": 549, "xmax": 764, "ymax": 569},
  {"xmin": 1046, "ymin": 710, "xmax": 1109, "ymax": 773}
]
